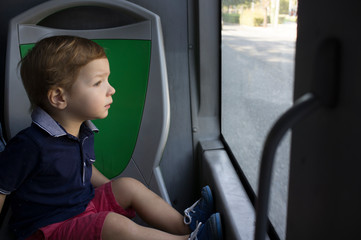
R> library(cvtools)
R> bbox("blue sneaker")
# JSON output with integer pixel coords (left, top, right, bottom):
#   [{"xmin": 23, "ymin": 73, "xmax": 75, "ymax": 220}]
[
  {"xmin": 184, "ymin": 185, "xmax": 215, "ymax": 231},
  {"xmin": 188, "ymin": 213, "xmax": 223, "ymax": 240}
]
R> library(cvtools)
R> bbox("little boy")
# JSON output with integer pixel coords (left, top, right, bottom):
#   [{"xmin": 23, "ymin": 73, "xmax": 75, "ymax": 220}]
[{"xmin": 0, "ymin": 36, "xmax": 223, "ymax": 240}]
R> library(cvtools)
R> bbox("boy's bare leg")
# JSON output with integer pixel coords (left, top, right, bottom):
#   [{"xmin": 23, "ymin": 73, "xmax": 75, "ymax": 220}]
[
  {"xmin": 111, "ymin": 177, "xmax": 191, "ymax": 235},
  {"xmin": 102, "ymin": 212, "xmax": 189, "ymax": 240}
]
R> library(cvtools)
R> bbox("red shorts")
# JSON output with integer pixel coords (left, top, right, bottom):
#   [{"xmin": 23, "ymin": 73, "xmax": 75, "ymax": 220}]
[{"xmin": 27, "ymin": 181, "xmax": 136, "ymax": 240}]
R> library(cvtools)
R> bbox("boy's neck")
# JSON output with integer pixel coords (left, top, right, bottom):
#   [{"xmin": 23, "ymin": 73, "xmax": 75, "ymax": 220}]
[
  {"xmin": 48, "ymin": 109, "xmax": 84, "ymax": 138},
  {"xmin": 58, "ymin": 120, "xmax": 83, "ymax": 138}
]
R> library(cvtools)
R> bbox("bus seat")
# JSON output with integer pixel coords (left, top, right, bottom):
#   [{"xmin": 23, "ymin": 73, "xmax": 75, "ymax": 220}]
[
  {"xmin": 4, "ymin": 0, "xmax": 170, "ymax": 202},
  {"xmin": 0, "ymin": 123, "xmax": 16, "ymax": 240},
  {"xmin": 0, "ymin": 123, "xmax": 5, "ymax": 152}
]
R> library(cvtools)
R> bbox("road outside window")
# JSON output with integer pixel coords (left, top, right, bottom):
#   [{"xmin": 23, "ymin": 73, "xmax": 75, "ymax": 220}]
[{"xmin": 221, "ymin": 1, "xmax": 297, "ymax": 239}]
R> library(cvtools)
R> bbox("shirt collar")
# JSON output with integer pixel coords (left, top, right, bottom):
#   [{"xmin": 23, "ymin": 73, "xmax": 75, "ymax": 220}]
[{"xmin": 31, "ymin": 107, "xmax": 99, "ymax": 137}]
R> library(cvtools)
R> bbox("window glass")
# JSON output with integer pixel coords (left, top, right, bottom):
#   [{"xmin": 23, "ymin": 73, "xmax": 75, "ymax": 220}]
[{"xmin": 221, "ymin": 1, "xmax": 297, "ymax": 238}]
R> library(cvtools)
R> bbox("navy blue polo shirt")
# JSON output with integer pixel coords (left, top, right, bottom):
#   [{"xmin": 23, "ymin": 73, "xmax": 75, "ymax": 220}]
[{"xmin": 0, "ymin": 107, "xmax": 98, "ymax": 239}]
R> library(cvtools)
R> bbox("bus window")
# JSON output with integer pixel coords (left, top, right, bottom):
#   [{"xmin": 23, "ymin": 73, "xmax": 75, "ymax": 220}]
[{"xmin": 221, "ymin": 1, "xmax": 297, "ymax": 239}]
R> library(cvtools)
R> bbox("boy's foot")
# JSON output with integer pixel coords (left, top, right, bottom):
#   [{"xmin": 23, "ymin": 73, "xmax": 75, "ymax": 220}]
[
  {"xmin": 184, "ymin": 185, "xmax": 215, "ymax": 231},
  {"xmin": 188, "ymin": 212, "xmax": 223, "ymax": 240}
]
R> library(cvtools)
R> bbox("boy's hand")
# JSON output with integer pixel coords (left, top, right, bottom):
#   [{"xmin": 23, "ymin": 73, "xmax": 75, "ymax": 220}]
[{"xmin": 0, "ymin": 194, "xmax": 6, "ymax": 214}]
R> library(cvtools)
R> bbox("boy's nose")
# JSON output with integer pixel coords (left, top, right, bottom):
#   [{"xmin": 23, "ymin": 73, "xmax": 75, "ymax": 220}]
[{"xmin": 108, "ymin": 84, "xmax": 116, "ymax": 96}]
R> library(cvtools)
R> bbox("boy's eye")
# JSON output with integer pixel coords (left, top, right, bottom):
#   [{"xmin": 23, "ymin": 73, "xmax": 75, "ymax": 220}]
[{"xmin": 93, "ymin": 81, "xmax": 102, "ymax": 86}]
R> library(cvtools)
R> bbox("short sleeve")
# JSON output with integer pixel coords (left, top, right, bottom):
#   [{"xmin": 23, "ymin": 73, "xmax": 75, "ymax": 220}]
[{"xmin": 0, "ymin": 131, "xmax": 40, "ymax": 195}]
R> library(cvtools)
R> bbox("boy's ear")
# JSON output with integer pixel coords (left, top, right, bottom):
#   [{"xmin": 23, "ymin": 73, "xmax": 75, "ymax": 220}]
[{"xmin": 47, "ymin": 87, "xmax": 68, "ymax": 110}]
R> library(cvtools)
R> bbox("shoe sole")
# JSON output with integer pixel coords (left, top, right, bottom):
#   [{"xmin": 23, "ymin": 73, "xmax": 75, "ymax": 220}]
[
  {"xmin": 207, "ymin": 213, "xmax": 223, "ymax": 240},
  {"xmin": 203, "ymin": 185, "xmax": 214, "ymax": 210}
]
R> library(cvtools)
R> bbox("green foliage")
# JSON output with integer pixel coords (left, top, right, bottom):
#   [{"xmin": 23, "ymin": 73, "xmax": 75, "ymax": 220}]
[
  {"xmin": 222, "ymin": 13, "xmax": 241, "ymax": 23},
  {"xmin": 254, "ymin": 17, "xmax": 264, "ymax": 26},
  {"xmin": 280, "ymin": 0, "xmax": 290, "ymax": 14},
  {"xmin": 223, "ymin": 0, "xmax": 256, "ymax": 7}
]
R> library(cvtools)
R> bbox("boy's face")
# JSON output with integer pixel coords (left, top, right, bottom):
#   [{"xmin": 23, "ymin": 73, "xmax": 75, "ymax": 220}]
[{"xmin": 65, "ymin": 58, "xmax": 115, "ymax": 122}]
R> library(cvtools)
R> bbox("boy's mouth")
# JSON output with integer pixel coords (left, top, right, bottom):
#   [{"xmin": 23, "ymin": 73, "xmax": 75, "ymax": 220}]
[{"xmin": 105, "ymin": 102, "xmax": 112, "ymax": 109}]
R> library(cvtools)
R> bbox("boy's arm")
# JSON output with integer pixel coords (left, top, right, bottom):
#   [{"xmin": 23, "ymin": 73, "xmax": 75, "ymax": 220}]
[
  {"xmin": 91, "ymin": 165, "xmax": 110, "ymax": 188},
  {"xmin": 0, "ymin": 194, "xmax": 6, "ymax": 214}
]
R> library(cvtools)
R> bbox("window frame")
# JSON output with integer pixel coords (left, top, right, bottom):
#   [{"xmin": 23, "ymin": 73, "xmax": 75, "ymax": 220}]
[{"xmin": 192, "ymin": 0, "xmax": 285, "ymax": 239}]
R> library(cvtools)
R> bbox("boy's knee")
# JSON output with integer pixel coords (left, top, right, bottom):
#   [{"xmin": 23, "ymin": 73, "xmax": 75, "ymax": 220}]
[
  {"xmin": 112, "ymin": 177, "xmax": 144, "ymax": 192},
  {"xmin": 102, "ymin": 212, "xmax": 136, "ymax": 239},
  {"xmin": 111, "ymin": 177, "xmax": 146, "ymax": 207}
]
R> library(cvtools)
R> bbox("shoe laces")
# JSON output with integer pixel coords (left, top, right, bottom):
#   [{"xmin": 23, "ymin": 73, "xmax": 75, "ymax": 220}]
[
  {"xmin": 188, "ymin": 222, "xmax": 202, "ymax": 240},
  {"xmin": 184, "ymin": 199, "xmax": 200, "ymax": 224}
]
